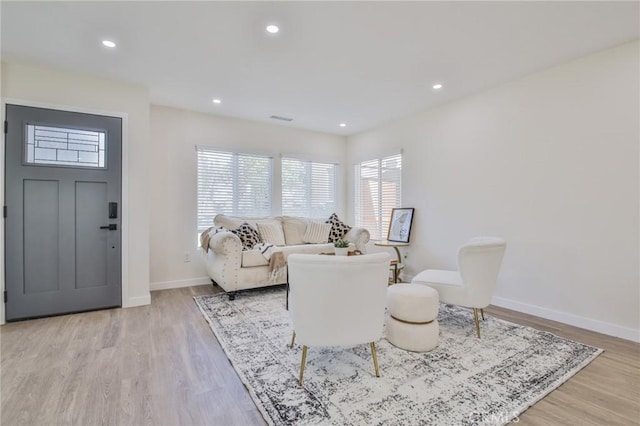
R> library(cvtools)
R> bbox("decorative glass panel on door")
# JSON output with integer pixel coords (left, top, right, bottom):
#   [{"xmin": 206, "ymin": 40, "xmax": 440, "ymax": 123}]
[{"xmin": 25, "ymin": 124, "xmax": 106, "ymax": 168}]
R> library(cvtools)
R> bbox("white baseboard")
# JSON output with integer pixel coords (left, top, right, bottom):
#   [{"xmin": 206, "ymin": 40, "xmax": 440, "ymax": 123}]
[
  {"xmin": 150, "ymin": 277, "xmax": 212, "ymax": 292},
  {"xmin": 123, "ymin": 293, "xmax": 151, "ymax": 308},
  {"xmin": 491, "ymin": 296, "xmax": 640, "ymax": 343}
]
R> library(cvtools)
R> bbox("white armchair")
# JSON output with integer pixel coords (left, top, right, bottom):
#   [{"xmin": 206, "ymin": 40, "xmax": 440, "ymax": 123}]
[
  {"xmin": 412, "ymin": 237, "xmax": 507, "ymax": 338},
  {"xmin": 287, "ymin": 252, "xmax": 391, "ymax": 385}
]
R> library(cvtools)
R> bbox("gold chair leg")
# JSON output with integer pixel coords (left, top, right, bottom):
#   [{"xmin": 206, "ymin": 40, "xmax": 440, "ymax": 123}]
[
  {"xmin": 370, "ymin": 342, "xmax": 380, "ymax": 377},
  {"xmin": 473, "ymin": 308, "xmax": 481, "ymax": 338},
  {"xmin": 290, "ymin": 331, "xmax": 296, "ymax": 349},
  {"xmin": 298, "ymin": 345, "xmax": 308, "ymax": 386},
  {"xmin": 481, "ymin": 308, "xmax": 485, "ymax": 321}
]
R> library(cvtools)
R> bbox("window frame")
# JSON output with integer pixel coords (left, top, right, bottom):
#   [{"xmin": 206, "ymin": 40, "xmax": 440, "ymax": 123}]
[
  {"xmin": 196, "ymin": 146, "xmax": 273, "ymax": 232},
  {"xmin": 281, "ymin": 155, "xmax": 338, "ymax": 218},
  {"xmin": 354, "ymin": 153, "xmax": 402, "ymax": 241}
]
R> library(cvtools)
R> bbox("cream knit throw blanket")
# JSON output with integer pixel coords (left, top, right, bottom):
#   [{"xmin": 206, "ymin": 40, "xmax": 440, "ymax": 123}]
[{"xmin": 255, "ymin": 243, "xmax": 286, "ymax": 283}]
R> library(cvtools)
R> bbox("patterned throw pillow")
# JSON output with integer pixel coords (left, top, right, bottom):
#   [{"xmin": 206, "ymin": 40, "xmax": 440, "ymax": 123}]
[
  {"xmin": 231, "ymin": 222, "xmax": 263, "ymax": 251},
  {"xmin": 325, "ymin": 213, "xmax": 352, "ymax": 243}
]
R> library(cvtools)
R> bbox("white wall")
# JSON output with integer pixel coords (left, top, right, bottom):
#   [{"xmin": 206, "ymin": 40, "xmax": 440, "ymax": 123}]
[
  {"xmin": 149, "ymin": 105, "xmax": 347, "ymax": 289},
  {"xmin": 0, "ymin": 61, "xmax": 152, "ymax": 311},
  {"xmin": 347, "ymin": 41, "xmax": 640, "ymax": 341}
]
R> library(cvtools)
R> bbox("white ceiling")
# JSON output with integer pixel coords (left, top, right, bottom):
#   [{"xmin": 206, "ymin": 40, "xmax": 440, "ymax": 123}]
[{"xmin": 2, "ymin": 1, "xmax": 638, "ymax": 135}]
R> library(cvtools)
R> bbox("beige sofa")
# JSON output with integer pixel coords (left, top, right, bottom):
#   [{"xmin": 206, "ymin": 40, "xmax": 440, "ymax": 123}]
[{"xmin": 201, "ymin": 214, "xmax": 370, "ymax": 300}]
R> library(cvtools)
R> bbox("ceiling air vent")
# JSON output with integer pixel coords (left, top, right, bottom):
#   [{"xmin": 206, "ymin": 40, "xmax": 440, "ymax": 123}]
[{"xmin": 270, "ymin": 115, "xmax": 293, "ymax": 122}]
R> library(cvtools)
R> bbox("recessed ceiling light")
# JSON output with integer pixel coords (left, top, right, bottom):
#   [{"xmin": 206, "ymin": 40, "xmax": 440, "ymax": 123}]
[
  {"xmin": 432, "ymin": 83, "xmax": 443, "ymax": 90},
  {"xmin": 339, "ymin": 123, "xmax": 346, "ymax": 127},
  {"xmin": 266, "ymin": 25, "xmax": 279, "ymax": 34},
  {"xmin": 102, "ymin": 40, "xmax": 116, "ymax": 48},
  {"xmin": 212, "ymin": 99, "xmax": 222, "ymax": 104}
]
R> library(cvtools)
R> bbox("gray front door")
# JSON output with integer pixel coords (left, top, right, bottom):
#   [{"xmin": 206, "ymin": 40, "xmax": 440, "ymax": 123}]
[{"xmin": 4, "ymin": 105, "xmax": 122, "ymax": 320}]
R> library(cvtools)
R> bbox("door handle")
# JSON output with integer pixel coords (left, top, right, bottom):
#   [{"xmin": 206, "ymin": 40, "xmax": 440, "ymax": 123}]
[{"xmin": 99, "ymin": 224, "xmax": 117, "ymax": 230}]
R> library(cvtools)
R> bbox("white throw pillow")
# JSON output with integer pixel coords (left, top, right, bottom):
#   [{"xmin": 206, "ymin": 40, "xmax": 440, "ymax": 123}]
[
  {"xmin": 303, "ymin": 221, "xmax": 331, "ymax": 244},
  {"xmin": 256, "ymin": 221, "xmax": 286, "ymax": 246}
]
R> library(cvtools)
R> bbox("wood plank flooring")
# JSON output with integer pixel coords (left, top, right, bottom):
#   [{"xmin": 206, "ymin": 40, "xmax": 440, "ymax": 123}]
[{"xmin": 1, "ymin": 285, "xmax": 638, "ymax": 425}]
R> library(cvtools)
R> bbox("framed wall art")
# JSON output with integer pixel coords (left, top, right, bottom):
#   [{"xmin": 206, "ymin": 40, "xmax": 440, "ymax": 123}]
[{"xmin": 387, "ymin": 208, "xmax": 414, "ymax": 243}]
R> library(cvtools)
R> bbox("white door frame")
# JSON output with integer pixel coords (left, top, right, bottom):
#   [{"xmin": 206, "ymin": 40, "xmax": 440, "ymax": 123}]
[{"xmin": 0, "ymin": 98, "xmax": 130, "ymax": 324}]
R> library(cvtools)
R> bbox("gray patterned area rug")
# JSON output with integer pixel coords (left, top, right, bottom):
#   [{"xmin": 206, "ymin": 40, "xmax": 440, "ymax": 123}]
[{"xmin": 194, "ymin": 288, "xmax": 601, "ymax": 426}]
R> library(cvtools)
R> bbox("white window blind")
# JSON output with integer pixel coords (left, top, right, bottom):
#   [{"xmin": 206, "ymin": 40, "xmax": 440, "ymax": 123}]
[
  {"xmin": 355, "ymin": 153, "xmax": 402, "ymax": 240},
  {"xmin": 196, "ymin": 147, "xmax": 272, "ymax": 231},
  {"xmin": 282, "ymin": 157, "xmax": 336, "ymax": 218}
]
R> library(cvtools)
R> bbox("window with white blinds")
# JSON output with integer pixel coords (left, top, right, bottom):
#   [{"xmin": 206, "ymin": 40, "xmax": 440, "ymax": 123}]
[
  {"xmin": 282, "ymin": 157, "xmax": 336, "ymax": 218},
  {"xmin": 354, "ymin": 153, "xmax": 402, "ymax": 240},
  {"xmin": 196, "ymin": 147, "xmax": 272, "ymax": 231}
]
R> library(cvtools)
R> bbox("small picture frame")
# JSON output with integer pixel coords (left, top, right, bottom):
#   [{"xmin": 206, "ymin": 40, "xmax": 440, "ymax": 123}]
[{"xmin": 387, "ymin": 208, "xmax": 415, "ymax": 243}]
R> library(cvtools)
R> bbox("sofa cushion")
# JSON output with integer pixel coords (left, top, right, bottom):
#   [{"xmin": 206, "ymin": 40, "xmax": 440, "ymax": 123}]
[
  {"xmin": 215, "ymin": 215, "xmax": 286, "ymax": 231},
  {"xmin": 230, "ymin": 222, "xmax": 262, "ymax": 250},
  {"xmin": 256, "ymin": 221, "xmax": 286, "ymax": 246},
  {"xmin": 279, "ymin": 243, "xmax": 334, "ymax": 257},
  {"xmin": 214, "ymin": 214, "xmax": 245, "ymax": 230},
  {"xmin": 303, "ymin": 221, "xmax": 331, "ymax": 244},
  {"xmin": 281, "ymin": 216, "xmax": 308, "ymax": 245},
  {"xmin": 325, "ymin": 213, "xmax": 352, "ymax": 242},
  {"xmin": 241, "ymin": 250, "xmax": 269, "ymax": 267},
  {"xmin": 215, "ymin": 214, "xmax": 280, "ymax": 231}
]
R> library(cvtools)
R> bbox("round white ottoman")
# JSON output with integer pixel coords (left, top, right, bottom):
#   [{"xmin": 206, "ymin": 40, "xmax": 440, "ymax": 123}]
[{"xmin": 386, "ymin": 283, "xmax": 440, "ymax": 352}]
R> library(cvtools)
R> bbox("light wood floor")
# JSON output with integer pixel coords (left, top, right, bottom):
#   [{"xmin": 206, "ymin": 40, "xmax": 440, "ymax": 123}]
[{"xmin": 1, "ymin": 285, "xmax": 638, "ymax": 425}]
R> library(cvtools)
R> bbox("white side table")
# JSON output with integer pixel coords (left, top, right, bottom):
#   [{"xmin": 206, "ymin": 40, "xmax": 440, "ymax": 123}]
[{"xmin": 374, "ymin": 240, "xmax": 410, "ymax": 283}]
